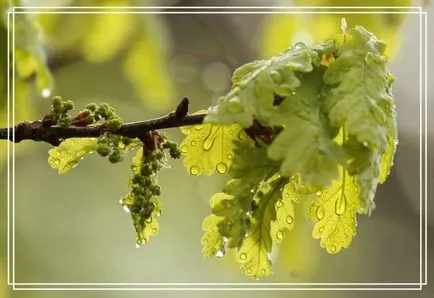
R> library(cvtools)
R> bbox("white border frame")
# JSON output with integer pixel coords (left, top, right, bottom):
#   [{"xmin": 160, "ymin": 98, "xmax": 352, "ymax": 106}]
[{"xmin": 6, "ymin": 5, "xmax": 428, "ymax": 291}]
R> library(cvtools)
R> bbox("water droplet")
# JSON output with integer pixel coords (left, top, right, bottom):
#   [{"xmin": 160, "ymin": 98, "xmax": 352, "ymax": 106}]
[
  {"xmin": 41, "ymin": 88, "xmax": 51, "ymax": 98},
  {"xmin": 189, "ymin": 165, "xmax": 201, "ymax": 176},
  {"xmin": 190, "ymin": 140, "xmax": 196, "ymax": 146},
  {"xmin": 316, "ymin": 206, "xmax": 325, "ymax": 220},
  {"xmin": 123, "ymin": 205, "xmax": 130, "ymax": 213},
  {"xmin": 240, "ymin": 253, "xmax": 247, "ymax": 260},
  {"xmin": 216, "ymin": 162, "xmax": 228, "ymax": 174},
  {"xmin": 152, "ymin": 227, "xmax": 158, "ymax": 233},
  {"xmin": 228, "ymin": 97, "xmax": 244, "ymax": 113},
  {"xmin": 269, "ymin": 69, "xmax": 283, "ymax": 84},
  {"xmin": 194, "ymin": 125, "xmax": 203, "ymax": 131},
  {"xmin": 335, "ymin": 195, "xmax": 346, "ymax": 215},
  {"xmin": 238, "ymin": 130, "xmax": 246, "ymax": 140},
  {"xmin": 53, "ymin": 159, "xmax": 60, "ymax": 165},
  {"xmin": 276, "ymin": 200, "xmax": 283, "ymax": 208},
  {"xmin": 227, "ymin": 154, "xmax": 233, "ymax": 160},
  {"xmin": 330, "ymin": 245, "xmax": 337, "ymax": 253},
  {"xmin": 180, "ymin": 145, "xmax": 188, "ymax": 154},
  {"xmin": 215, "ymin": 250, "xmax": 225, "ymax": 258},
  {"xmin": 286, "ymin": 215, "xmax": 294, "ymax": 224},
  {"xmin": 203, "ymin": 128, "xmax": 219, "ymax": 151},
  {"xmin": 276, "ymin": 229, "xmax": 284, "ymax": 240}
]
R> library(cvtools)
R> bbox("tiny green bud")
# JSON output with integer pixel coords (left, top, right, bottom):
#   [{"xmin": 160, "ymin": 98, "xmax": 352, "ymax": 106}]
[
  {"xmin": 63, "ymin": 100, "xmax": 74, "ymax": 112},
  {"xmin": 150, "ymin": 185, "xmax": 161, "ymax": 196},
  {"xmin": 105, "ymin": 118, "xmax": 122, "ymax": 131},
  {"xmin": 96, "ymin": 143, "xmax": 111, "ymax": 157},
  {"xmin": 52, "ymin": 96, "xmax": 62, "ymax": 109},
  {"xmin": 85, "ymin": 103, "xmax": 98, "ymax": 112},
  {"xmin": 169, "ymin": 147, "xmax": 181, "ymax": 159},
  {"xmin": 58, "ymin": 115, "xmax": 72, "ymax": 128},
  {"xmin": 108, "ymin": 150, "xmax": 122, "ymax": 163}
]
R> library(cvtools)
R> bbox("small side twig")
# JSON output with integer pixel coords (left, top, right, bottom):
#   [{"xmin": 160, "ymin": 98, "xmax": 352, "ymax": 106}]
[{"xmin": 0, "ymin": 98, "xmax": 206, "ymax": 146}]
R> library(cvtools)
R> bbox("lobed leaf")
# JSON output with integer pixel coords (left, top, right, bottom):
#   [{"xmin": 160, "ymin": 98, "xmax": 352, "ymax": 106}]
[
  {"xmin": 309, "ymin": 166, "xmax": 361, "ymax": 254},
  {"xmin": 180, "ymin": 114, "xmax": 250, "ymax": 176},
  {"xmin": 48, "ymin": 138, "xmax": 98, "ymax": 174}
]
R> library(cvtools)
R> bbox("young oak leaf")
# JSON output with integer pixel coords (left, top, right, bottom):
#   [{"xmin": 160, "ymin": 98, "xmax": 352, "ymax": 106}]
[
  {"xmin": 309, "ymin": 167, "xmax": 362, "ymax": 254},
  {"xmin": 323, "ymin": 26, "xmax": 397, "ymax": 155},
  {"xmin": 180, "ymin": 111, "xmax": 250, "ymax": 176},
  {"xmin": 270, "ymin": 181, "xmax": 297, "ymax": 244},
  {"xmin": 268, "ymin": 69, "xmax": 346, "ymax": 187},
  {"xmin": 48, "ymin": 138, "xmax": 98, "ymax": 174},
  {"xmin": 206, "ymin": 43, "xmax": 327, "ymax": 127},
  {"xmin": 236, "ymin": 176, "xmax": 288, "ymax": 279},
  {"xmin": 201, "ymin": 193, "xmax": 227, "ymax": 258}
]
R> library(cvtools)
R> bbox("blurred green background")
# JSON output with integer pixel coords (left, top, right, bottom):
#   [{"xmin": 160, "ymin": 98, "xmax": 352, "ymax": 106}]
[{"xmin": 1, "ymin": 0, "xmax": 433, "ymax": 297}]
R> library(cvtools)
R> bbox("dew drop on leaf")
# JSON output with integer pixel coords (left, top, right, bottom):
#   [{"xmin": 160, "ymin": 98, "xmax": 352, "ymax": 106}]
[
  {"xmin": 276, "ymin": 229, "xmax": 284, "ymax": 240},
  {"xmin": 316, "ymin": 206, "xmax": 325, "ymax": 220},
  {"xmin": 216, "ymin": 162, "xmax": 228, "ymax": 174},
  {"xmin": 238, "ymin": 130, "xmax": 246, "ymax": 141},
  {"xmin": 240, "ymin": 253, "xmax": 247, "ymax": 260},
  {"xmin": 215, "ymin": 250, "xmax": 225, "ymax": 258},
  {"xmin": 275, "ymin": 200, "xmax": 283, "ymax": 208},
  {"xmin": 190, "ymin": 140, "xmax": 196, "ymax": 146},
  {"xmin": 227, "ymin": 154, "xmax": 233, "ymax": 160},
  {"xmin": 269, "ymin": 69, "xmax": 283, "ymax": 84},
  {"xmin": 189, "ymin": 165, "xmax": 201, "ymax": 176},
  {"xmin": 194, "ymin": 125, "xmax": 203, "ymax": 131},
  {"xmin": 53, "ymin": 159, "xmax": 60, "ymax": 165},
  {"xmin": 335, "ymin": 195, "xmax": 346, "ymax": 215},
  {"xmin": 286, "ymin": 215, "xmax": 293, "ymax": 224},
  {"xmin": 152, "ymin": 227, "xmax": 158, "ymax": 233},
  {"xmin": 330, "ymin": 245, "xmax": 337, "ymax": 253}
]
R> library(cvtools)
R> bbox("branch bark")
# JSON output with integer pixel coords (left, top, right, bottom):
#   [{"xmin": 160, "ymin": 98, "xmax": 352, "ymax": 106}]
[{"xmin": 0, "ymin": 98, "xmax": 206, "ymax": 146}]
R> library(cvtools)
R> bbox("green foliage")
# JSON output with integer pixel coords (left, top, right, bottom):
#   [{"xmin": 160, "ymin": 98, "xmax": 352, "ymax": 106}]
[
  {"xmin": 197, "ymin": 25, "xmax": 398, "ymax": 277},
  {"xmin": 179, "ymin": 112, "xmax": 252, "ymax": 176},
  {"xmin": 13, "ymin": 20, "xmax": 398, "ymax": 280},
  {"xmin": 48, "ymin": 138, "xmax": 98, "ymax": 174},
  {"xmin": 120, "ymin": 148, "xmax": 163, "ymax": 246}
]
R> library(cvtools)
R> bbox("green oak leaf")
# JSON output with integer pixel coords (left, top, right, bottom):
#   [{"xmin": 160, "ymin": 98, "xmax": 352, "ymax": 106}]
[
  {"xmin": 309, "ymin": 166, "xmax": 361, "ymax": 254},
  {"xmin": 206, "ymin": 43, "xmax": 333, "ymax": 127},
  {"xmin": 268, "ymin": 69, "xmax": 346, "ymax": 187},
  {"xmin": 180, "ymin": 111, "xmax": 251, "ymax": 176},
  {"xmin": 48, "ymin": 138, "xmax": 98, "ymax": 174}
]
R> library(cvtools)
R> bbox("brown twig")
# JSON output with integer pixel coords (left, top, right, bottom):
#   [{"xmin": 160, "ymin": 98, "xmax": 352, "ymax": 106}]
[{"xmin": 0, "ymin": 98, "xmax": 206, "ymax": 146}]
